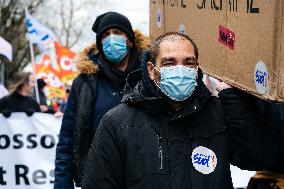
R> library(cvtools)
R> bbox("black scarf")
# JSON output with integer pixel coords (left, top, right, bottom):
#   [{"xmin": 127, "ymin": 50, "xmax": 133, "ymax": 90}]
[{"xmin": 99, "ymin": 47, "xmax": 139, "ymax": 92}]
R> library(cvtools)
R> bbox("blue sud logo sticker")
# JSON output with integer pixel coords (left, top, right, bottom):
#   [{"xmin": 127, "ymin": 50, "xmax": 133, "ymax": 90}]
[
  {"xmin": 191, "ymin": 146, "xmax": 217, "ymax": 174},
  {"xmin": 178, "ymin": 24, "xmax": 186, "ymax": 34},
  {"xmin": 254, "ymin": 61, "xmax": 268, "ymax": 95},
  {"xmin": 156, "ymin": 8, "xmax": 162, "ymax": 28}
]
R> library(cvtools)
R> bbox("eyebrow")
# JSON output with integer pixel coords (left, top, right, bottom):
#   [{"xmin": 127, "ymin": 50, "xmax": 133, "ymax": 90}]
[
  {"xmin": 184, "ymin": 57, "xmax": 197, "ymax": 62},
  {"xmin": 160, "ymin": 56, "xmax": 196, "ymax": 64},
  {"xmin": 160, "ymin": 57, "xmax": 176, "ymax": 64}
]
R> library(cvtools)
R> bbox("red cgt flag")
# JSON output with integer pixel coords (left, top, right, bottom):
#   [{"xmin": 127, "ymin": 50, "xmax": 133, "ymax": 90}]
[{"xmin": 54, "ymin": 42, "xmax": 78, "ymax": 84}]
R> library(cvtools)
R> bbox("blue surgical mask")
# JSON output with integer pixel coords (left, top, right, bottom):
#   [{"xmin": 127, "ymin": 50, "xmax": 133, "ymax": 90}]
[
  {"xmin": 154, "ymin": 65, "xmax": 198, "ymax": 101},
  {"xmin": 102, "ymin": 34, "xmax": 128, "ymax": 63}
]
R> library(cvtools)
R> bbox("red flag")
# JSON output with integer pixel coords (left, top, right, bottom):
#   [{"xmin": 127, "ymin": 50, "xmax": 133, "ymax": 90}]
[{"xmin": 54, "ymin": 42, "xmax": 78, "ymax": 84}]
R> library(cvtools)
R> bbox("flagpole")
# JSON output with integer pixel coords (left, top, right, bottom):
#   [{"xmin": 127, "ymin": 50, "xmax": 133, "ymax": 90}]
[
  {"xmin": 29, "ymin": 40, "xmax": 40, "ymax": 104},
  {"xmin": 24, "ymin": 2, "xmax": 40, "ymax": 104}
]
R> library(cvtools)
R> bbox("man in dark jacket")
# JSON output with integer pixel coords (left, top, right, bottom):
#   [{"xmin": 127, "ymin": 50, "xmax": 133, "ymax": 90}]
[
  {"xmin": 82, "ymin": 32, "xmax": 276, "ymax": 189},
  {"xmin": 54, "ymin": 12, "xmax": 149, "ymax": 189}
]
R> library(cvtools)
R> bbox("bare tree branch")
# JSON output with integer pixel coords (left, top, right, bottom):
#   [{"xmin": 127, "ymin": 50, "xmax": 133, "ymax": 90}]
[
  {"xmin": 1, "ymin": 0, "xmax": 109, "ymax": 85},
  {"xmin": 65, "ymin": 0, "xmax": 75, "ymax": 47},
  {"xmin": 59, "ymin": 0, "xmax": 66, "ymax": 44},
  {"xmin": 0, "ymin": 0, "xmax": 44, "ymax": 85}
]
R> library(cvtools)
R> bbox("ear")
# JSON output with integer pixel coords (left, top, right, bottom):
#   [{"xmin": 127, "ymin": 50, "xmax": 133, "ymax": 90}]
[
  {"xmin": 147, "ymin": 61, "xmax": 155, "ymax": 81},
  {"xmin": 126, "ymin": 39, "xmax": 133, "ymax": 49}
]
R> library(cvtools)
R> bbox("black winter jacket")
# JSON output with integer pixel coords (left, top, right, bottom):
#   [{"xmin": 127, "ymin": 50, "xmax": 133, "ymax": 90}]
[
  {"xmin": 54, "ymin": 31, "xmax": 149, "ymax": 189},
  {"xmin": 82, "ymin": 71, "xmax": 276, "ymax": 189},
  {"xmin": 54, "ymin": 55, "xmax": 123, "ymax": 189}
]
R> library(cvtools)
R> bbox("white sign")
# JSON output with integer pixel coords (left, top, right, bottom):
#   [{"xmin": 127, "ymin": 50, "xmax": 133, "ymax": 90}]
[
  {"xmin": 0, "ymin": 113, "xmax": 61, "ymax": 189},
  {"xmin": 0, "ymin": 36, "xmax": 12, "ymax": 62}
]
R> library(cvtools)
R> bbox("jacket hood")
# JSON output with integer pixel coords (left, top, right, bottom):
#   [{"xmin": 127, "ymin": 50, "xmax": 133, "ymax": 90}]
[
  {"xmin": 76, "ymin": 30, "xmax": 151, "ymax": 75},
  {"xmin": 122, "ymin": 70, "xmax": 171, "ymax": 115}
]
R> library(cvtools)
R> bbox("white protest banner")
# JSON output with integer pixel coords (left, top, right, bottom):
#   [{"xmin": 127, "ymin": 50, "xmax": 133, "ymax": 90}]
[{"xmin": 0, "ymin": 113, "xmax": 61, "ymax": 189}]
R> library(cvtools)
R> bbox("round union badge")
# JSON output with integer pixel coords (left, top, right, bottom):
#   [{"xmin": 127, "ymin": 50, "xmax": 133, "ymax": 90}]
[
  {"xmin": 178, "ymin": 24, "xmax": 186, "ymax": 34},
  {"xmin": 254, "ymin": 61, "xmax": 268, "ymax": 95},
  {"xmin": 191, "ymin": 146, "xmax": 217, "ymax": 174},
  {"xmin": 156, "ymin": 8, "xmax": 162, "ymax": 28}
]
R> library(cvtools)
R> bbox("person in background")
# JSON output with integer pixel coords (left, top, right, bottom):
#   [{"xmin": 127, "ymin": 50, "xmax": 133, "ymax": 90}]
[
  {"xmin": 36, "ymin": 78, "xmax": 54, "ymax": 113},
  {"xmin": 54, "ymin": 12, "xmax": 149, "ymax": 189},
  {"xmin": 82, "ymin": 32, "xmax": 276, "ymax": 189},
  {"xmin": 0, "ymin": 71, "xmax": 40, "ymax": 116},
  {"xmin": 51, "ymin": 98, "xmax": 60, "ymax": 113},
  {"xmin": 54, "ymin": 86, "xmax": 71, "ymax": 118}
]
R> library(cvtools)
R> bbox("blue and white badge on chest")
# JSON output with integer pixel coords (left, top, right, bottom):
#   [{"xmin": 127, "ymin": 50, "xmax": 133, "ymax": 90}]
[{"xmin": 191, "ymin": 146, "xmax": 217, "ymax": 174}]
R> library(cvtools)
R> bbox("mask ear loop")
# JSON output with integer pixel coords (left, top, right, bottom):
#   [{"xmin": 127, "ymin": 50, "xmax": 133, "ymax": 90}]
[
  {"xmin": 151, "ymin": 63, "xmax": 161, "ymax": 89},
  {"xmin": 193, "ymin": 65, "xmax": 199, "ymax": 85}
]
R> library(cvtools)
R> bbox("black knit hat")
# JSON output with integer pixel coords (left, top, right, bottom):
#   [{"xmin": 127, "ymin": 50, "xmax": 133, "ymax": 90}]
[{"xmin": 92, "ymin": 12, "xmax": 135, "ymax": 51}]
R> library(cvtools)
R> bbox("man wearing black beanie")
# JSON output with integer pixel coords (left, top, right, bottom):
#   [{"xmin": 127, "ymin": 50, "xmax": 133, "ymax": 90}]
[
  {"xmin": 92, "ymin": 12, "xmax": 135, "ymax": 51},
  {"xmin": 54, "ymin": 11, "xmax": 149, "ymax": 189}
]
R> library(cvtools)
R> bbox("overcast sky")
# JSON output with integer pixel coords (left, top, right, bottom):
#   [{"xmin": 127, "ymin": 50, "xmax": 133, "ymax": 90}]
[
  {"xmin": 100, "ymin": 0, "xmax": 150, "ymax": 35},
  {"xmin": 69, "ymin": 0, "xmax": 150, "ymax": 51},
  {"xmin": 61, "ymin": 0, "xmax": 150, "ymax": 52}
]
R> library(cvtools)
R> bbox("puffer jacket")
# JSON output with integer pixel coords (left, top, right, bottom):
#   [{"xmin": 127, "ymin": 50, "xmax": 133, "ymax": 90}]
[
  {"xmin": 82, "ymin": 59, "xmax": 277, "ymax": 189},
  {"xmin": 54, "ymin": 30, "xmax": 150, "ymax": 189}
]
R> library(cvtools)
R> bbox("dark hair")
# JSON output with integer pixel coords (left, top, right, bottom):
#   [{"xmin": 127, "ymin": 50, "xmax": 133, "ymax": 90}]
[
  {"xmin": 9, "ymin": 71, "xmax": 32, "ymax": 95},
  {"xmin": 149, "ymin": 32, "xmax": 199, "ymax": 65}
]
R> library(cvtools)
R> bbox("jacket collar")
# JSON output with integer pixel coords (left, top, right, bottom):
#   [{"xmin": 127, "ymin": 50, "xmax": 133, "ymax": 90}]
[{"xmin": 123, "ymin": 69, "xmax": 212, "ymax": 119}]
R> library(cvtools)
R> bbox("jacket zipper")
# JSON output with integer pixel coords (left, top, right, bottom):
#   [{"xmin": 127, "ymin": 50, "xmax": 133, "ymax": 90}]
[
  {"xmin": 158, "ymin": 135, "xmax": 163, "ymax": 170},
  {"xmin": 150, "ymin": 124, "xmax": 164, "ymax": 171}
]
